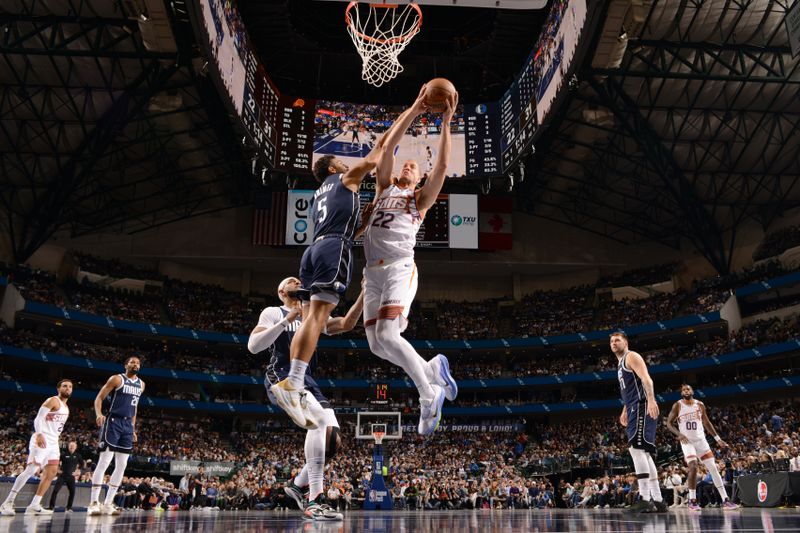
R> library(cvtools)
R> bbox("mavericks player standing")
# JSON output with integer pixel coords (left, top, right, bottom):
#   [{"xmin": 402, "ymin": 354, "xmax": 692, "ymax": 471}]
[
  {"xmin": 612, "ymin": 332, "xmax": 667, "ymax": 513},
  {"xmin": 89, "ymin": 356, "xmax": 144, "ymax": 515},
  {"xmin": 666, "ymin": 384, "xmax": 739, "ymax": 510},
  {"xmin": 250, "ymin": 276, "xmax": 364, "ymax": 520},
  {"xmin": 361, "ymin": 85, "xmax": 459, "ymax": 434},
  {"xmin": 0, "ymin": 380, "xmax": 72, "ymax": 516}
]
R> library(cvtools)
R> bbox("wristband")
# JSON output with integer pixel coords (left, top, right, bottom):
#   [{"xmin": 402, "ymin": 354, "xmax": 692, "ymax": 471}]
[{"xmin": 714, "ymin": 435, "xmax": 721, "ymax": 442}]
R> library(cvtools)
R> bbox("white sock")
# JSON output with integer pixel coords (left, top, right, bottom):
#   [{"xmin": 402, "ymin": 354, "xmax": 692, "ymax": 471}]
[
  {"xmin": 689, "ymin": 489, "xmax": 696, "ymax": 500},
  {"xmin": 376, "ymin": 319, "xmax": 435, "ymax": 401},
  {"xmin": 295, "ymin": 464, "xmax": 309, "ymax": 488},
  {"xmin": 4, "ymin": 463, "xmax": 38, "ymax": 505},
  {"xmin": 30, "ymin": 495, "xmax": 41, "ymax": 507},
  {"xmin": 288, "ymin": 359, "xmax": 309, "ymax": 390},
  {"xmin": 646, "ymin": 454, "xmax": 662, "ymax": 502},
  {"xmin": 304, "ymin": 426, "xmax": 326, "ymax": 502},
  {"xmin": 91, "ymin": 450, "xmax": 115, "ymax": 502},
  {"xmin": 702, "ymin": 458, "xmax": 728, "ymax": 500}
]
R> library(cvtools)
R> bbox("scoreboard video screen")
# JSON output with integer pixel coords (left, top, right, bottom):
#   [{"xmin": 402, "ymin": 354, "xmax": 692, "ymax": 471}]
[{"xmin": 194, "ymin": 0, "xmax": 589, "ymax": 178}]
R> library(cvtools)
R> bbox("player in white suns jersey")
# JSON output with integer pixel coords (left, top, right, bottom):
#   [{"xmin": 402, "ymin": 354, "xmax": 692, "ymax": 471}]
[
  {"xmin": 1, "ymin": 379, "xmax": 72, "ymax": 516},
  {"xmin": 360, "ymin": 85, "xmax": 459, "ymax": 435},
  {"xmin": 666, "ymin": 384, "xmax": 738, "ymax": 510}
]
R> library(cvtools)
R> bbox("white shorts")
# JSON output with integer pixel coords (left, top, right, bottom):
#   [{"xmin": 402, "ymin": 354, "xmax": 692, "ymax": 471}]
[
  {"xmin": 363, "ymin": 258, "xmax": 418, "ymax": 332},
  {"xmin": 681, "ymin": 437, "xmax": 712, "ymax": 464},
  {"xmin": 27, "ymin": 434, "xmax": 60, "ymax": 467}
]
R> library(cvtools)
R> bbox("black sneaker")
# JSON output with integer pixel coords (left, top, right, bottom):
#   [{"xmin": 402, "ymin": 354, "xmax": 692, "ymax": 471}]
[
  {"xmin": 654, "ymin": 500, "xmax": 669, "ymax": 513},
  {"xmin": 638, "ymin": 500, "xmax": 660, "ymax": 514},
  {"xmin": 625, "ymin": 500, "xmax": 651, "ymax": 514},
  {"xmin": 284, "ymin": 479, "xmax": 308, "ymax": 510}
]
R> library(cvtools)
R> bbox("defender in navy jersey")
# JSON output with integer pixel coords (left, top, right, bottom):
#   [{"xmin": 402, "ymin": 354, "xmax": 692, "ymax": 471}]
[
  {"xmin": 248, "ymin": 276, "xmax": 364, "ymax": 520},
  {"xmin": 89, "ymin": 356, "xmax": 145, "ymax": 516},
  {"xmin": 271, "ymin": 135, "xmax": 385, "ymax": 430},
  {"xmin": 610, "ymin": 331, "xmax": 667, "ymax": 513}
]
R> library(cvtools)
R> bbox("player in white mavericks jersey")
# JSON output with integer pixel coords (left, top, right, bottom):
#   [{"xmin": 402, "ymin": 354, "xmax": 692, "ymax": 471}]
[
  {"xmin": 666, "ymin": 384, "xmax": 738, "ymax": 510},
  {"xmin": 1, "ymin": 379, "xmax": 72, "ymax": 516},
  {"xmin": 361, "ymin": 85, "xmax": 459, "ymax": 435}
]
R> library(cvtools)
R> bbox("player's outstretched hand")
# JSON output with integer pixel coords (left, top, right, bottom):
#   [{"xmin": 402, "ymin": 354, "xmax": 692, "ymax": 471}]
[
  {"xmin": 96, "ymin": 414, "xmax": 106, "ymax": 428},
  {"xmin": 717, "ymin": 439, "xmax": 728, "ymax": 449},
  {"xmin": 35, "ymin": 433, "xmax": 46, "ymax": 449},
  {"xmin": 442, "ymin": 91, "xmax": 458, "ymax": 122},
  {"xmin": 411, "ymin": 84, "xmax": 428, "ymax": 115},
  {"xmin": 647, "ymin": 399, "xmax": 659, "ymax": 419}
]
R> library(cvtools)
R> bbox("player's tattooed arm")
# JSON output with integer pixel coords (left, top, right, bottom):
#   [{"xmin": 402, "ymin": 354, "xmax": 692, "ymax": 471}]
[{"xmin": 626, "ymin": 351, "xmax": 659, "ymax": 419}]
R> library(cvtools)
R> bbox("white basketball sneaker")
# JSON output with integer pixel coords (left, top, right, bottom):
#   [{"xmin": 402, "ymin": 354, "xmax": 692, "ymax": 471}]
[
  {"xmin": 24, "ymin": 504, "xmax": 53, "ymax": 515},
  {"xmin": 270, "ymin": 379, "xmax": 318, "ymax": 429},
  {"xmin": 101, "ymin": 503, "xmax": 121, "ymax": 515},
  {"xmin": 0, "ymin": 502, "xmax": 15, "ymax": 516},
  {"xmin": 429, "ymin": 354, "xmax": 458, "ymax": 401},
  {"xmin": 88, "ymin": 501, "xmax": 103, "ymax": 516},
  {"xmin": 418, "ymin": 384, "xmax": 445, "ymax": 435}
]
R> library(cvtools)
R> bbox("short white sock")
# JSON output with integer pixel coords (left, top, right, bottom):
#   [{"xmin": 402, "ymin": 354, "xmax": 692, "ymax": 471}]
[
  {"xmin": 288, "ymin": 359, "xmax": 308, "ymax": 390},
  {"xmin": 30, "ymin": 495, "xmax": 42, "ymax": 507},
  {"xmin": 689, "ymin": 489, "xmax": 696, "ymax": 500}
]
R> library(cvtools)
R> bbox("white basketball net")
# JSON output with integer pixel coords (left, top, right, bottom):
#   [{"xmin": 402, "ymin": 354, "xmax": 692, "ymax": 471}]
[{"xmin": 345, "ymin": 2, "xmax": 422, "ymax": 87}]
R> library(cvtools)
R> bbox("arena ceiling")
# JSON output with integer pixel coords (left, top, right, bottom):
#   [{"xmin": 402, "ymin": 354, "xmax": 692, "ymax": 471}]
[
  {"xmin": 524, "ymin": 0, "xmax": 800, "ymax": 274},
  {"xmin": 1, "ymin": 0, "xmax": 799, "ymax": 275}
]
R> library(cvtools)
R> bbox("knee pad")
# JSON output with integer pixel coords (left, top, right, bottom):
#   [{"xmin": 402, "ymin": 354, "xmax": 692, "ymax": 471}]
[{"xmin": 325, "ymin": 426, "xmax": 341, "ymax": 461}]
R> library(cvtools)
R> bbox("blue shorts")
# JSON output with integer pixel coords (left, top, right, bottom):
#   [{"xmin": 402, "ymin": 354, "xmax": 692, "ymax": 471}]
[
  {"xmin": 299, "ymin": 237, "xmax": 353, "ymax": 301},
  {"xmin": 626, "ymin": 401, "xmax": 657, "ymax": 453},
  {"xmin": 99, "ymin": 416, "xmax": 134, "ymax": 453},
  {"xmin": 264, "ymin": 367, "xmax": 330, "ymax": 410}
]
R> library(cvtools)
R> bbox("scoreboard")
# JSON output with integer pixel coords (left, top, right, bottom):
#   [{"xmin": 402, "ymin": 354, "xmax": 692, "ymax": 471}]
[
  {"xmin": 465, "ymin": 102, "xmax": 502, "ymax": 176},
  {"xmin": 195, "ymin": 0, "xmax": 589, "ymax": 179}
]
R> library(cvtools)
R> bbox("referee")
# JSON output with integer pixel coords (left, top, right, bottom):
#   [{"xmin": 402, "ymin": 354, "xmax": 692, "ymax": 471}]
[{"xmin": 48, "ymin": 441, "xmax": 83, "ymax": 512}]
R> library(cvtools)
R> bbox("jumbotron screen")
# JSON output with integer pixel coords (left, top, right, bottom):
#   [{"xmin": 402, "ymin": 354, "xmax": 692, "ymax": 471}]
[{"xmin": 313, "ymin": 100, "xmax": 471, "ymax": 179}]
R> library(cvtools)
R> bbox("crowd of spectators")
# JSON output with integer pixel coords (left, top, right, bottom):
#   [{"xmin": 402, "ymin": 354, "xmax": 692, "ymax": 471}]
[
  {"xmin": 1, "ymin": 397, "xmax": 798, "ymax": 511},
  {"xmin": 753, "ymin": 224, "xmax": 800, "ymax": 261},
  {"xmin": 1, "ymin": 312, "xmax": 797, "ymax": 391},
  {"xmin": 597, "ymin": 263, "xmax": 677, "ymax": 288},
  {"xmin": 3, "ymin": 258, "xmax": 796, "ymax": 344}
]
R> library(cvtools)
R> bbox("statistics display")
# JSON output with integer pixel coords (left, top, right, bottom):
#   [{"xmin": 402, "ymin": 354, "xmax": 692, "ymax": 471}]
[
  {"xmin": 284, "ymin": 189, "xmax": 477, "ymax": 249},
  {"xmin": 195, "ymin": 0, "xmax": 312, "ymax": 173}
]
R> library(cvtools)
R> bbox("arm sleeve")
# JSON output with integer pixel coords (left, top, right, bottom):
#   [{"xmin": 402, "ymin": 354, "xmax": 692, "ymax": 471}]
[
  {"xmin": 247, "ymin": 307, "xmax": 288, "ymax": 354},
  {"xmin": 33, "ymin": 405, "xmax": 51, "ymax": 433}
]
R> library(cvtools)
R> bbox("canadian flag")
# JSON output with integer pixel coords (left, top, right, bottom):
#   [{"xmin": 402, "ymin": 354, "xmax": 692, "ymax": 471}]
[{"xmin": 479, "ymin": 196, "xmax": 513, "ymax": 250}]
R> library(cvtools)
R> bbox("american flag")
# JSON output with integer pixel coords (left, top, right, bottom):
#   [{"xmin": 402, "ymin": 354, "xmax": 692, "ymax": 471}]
[{"xmin": 252, "ymin": 191, "xmax": 287, "ymax": 246}]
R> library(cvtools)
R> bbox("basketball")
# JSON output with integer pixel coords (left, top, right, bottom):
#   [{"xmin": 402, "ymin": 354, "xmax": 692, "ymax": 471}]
[{"xmin": 424, "ymin": 78, "xmax": 456, "ymax": 112}]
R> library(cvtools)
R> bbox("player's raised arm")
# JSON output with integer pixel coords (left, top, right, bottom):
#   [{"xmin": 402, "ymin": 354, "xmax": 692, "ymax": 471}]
[
  {"xmin": 375, "ymin": 85, "xmax": 429, "ymax": 195},
  {"xmin": 326, "ymin": 287, "xmax": 365, "ymax": 335},
  {"xmin": 416, "ymin": 91, "xmax": 457, "ymax": 212},
  {"xmin": 666, "ymin": 401, "xmax": 688, "ymax": 443},
  {"xmin": 341, "ymin": 142, "xmax": 386, "ymax": 191},
  {"xmin": 624, "ymin": 351, "xmax": 659, "ymax": 419},
  {"xmin": 94, "ymin": 374, "xmax": 122, "ymax": 427},
  {"xmin": 700, "ymin": 402, "xmax": 727, "ymax": 448}
]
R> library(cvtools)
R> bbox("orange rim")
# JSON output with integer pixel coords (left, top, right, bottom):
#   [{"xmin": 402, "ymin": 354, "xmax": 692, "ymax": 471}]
[{"xmin": 345, "ymin": 2, "xmax": 422, "ymax": 45}]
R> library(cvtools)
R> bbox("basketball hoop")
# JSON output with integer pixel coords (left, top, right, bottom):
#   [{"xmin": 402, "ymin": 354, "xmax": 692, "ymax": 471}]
[
  {"xmin": 373, "ymin": 430, "xmax": 386, "ymax": 445},
  {"xmin": 345, "ymin": 2, "xmax": 422, "ymax": 87}
]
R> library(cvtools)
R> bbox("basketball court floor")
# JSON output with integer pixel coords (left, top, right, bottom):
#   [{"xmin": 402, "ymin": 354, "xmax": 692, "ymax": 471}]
[{"xmin": 2, "ymin": 509, "xmax": 800, "ymax": 533}]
